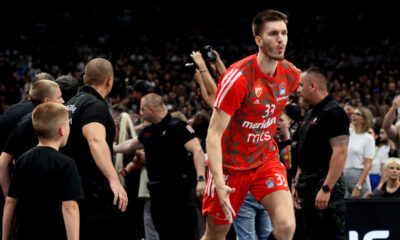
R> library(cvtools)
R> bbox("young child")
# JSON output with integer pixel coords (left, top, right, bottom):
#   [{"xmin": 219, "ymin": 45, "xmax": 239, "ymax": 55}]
[{"xmin": 2, "ymin": 102, "xmax": 83, "ymax": 240}]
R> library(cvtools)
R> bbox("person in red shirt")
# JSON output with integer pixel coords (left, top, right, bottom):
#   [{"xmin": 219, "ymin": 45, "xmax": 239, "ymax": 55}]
[{"xmin": 201, "ymin": 9, "xmax": 299, "ymax": 240}]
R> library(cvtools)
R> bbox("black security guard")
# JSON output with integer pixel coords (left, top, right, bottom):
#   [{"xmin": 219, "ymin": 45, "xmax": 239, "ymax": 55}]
[
  {"xmin": 139, "ymin": 112, "xmax": 199, "ymax": 240},
  {"xmin": 294, "ymin": 67, "xmax": 349, "ymax": 240},
  {"xmin": 139, "ymin": 113, "xmax": 196, "ymax": 184},
  {"xmin": 65, "ymin": 58, "xmax": 127, "ymax": 240},
  {"xmin": 114, "ymin": 93, "xmax": 206, "ymax": 240},
  {"xmin": 66, "ymin": 85, "xmax": 122, "ymax": 236},
  {"xmin": 67, "ymin": 85, "xmax": 116, "ymax": 179}
]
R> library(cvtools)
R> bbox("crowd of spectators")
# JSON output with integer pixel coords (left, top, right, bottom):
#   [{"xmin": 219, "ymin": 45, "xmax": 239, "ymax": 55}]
[
  {"xmin": 1, "ymin": 3, "xmax": 399, "ymax": 126},
  {"xmin": 1, "ymin": 37, "xmax": 399, "ymax": 122}
]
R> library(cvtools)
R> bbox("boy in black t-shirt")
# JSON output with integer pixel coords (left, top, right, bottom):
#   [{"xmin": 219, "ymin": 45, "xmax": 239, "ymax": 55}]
[{"xmin": 2, "ymin": 102, "xmax": 83, "ymax": 240}]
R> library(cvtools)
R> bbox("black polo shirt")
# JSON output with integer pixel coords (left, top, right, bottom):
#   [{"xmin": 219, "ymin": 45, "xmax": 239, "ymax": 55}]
[
  {"xmin": 65, "ymin": 86, "xmax": 116, "ymax": 179},
  {"xmin": 3, "ymin": 113, "xmax": 37, "ymax": 160},
  {"xmin": 0, "ymin": 99, "xmax": 34, "ymax": 151},
  {"xmin": 298, "ymin": 95, "xmax": 349, "ymax": 172},
  {"xmin": 138, "ymin": 113, "xmax": 196, "ymax": 183}
]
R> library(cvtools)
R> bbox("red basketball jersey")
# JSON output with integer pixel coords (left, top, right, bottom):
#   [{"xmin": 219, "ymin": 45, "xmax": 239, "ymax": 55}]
[{"xmin": 214, "ymin": 54, "xmax": 299, "ymax": 171}]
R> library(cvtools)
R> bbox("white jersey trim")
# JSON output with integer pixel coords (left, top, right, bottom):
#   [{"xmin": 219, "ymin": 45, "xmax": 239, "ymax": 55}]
[{"xmin": 214, "ymin": 69, "xmax": 242, "ymax": 108}]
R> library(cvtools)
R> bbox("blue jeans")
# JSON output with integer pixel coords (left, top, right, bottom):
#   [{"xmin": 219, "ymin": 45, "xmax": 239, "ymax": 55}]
[
  {"xmin": 233, "ymin": 192, "xmax": 273, "ymax": 240},
  {"xmin": 369, "ymin": 174, "xmax": 381, "ymax": 191}
]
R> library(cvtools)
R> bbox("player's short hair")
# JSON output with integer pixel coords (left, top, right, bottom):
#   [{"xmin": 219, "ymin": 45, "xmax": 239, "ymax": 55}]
[
  {"xmin": 32, "ymin": 102, "xmax": 68, "ymax": 140},
  {"xmin": 252, "ymin": 9, "xmax": 288, "ymax": 37},
  {"xmin": 29, "ymin": 80, "xmax": 60, "ymax": 107},
  {"xmin": 84, "ymin": 58, "xmax": 113, "ymax": 86}
]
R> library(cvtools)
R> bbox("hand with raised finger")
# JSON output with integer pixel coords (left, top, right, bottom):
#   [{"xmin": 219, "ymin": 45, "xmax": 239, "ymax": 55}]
[{"xmin": 190, "ymin": 51, "xmax": 207, "ymax": 70}]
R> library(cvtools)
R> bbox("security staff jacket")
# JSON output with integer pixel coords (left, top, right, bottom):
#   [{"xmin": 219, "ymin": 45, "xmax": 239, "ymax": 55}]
[
  {"xmin": 138, "ymin": 113, "xmax": 196, "ymax": 183},
  {"xmin": 298, "ymin": 95, "xmax": 349, "ymax": 172}
]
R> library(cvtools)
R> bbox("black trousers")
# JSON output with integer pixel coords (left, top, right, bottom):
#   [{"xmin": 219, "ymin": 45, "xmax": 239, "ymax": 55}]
[
  {"xmin": 148, "ymin": 181, "xmax": 197, "ymax": 240},
  {"xmin": 79, "ymin": 178, "xmax": 125, "ymax": 240},
  {"xmin": 301, "ymin": 175, "xmax": 346, "ymax": 240}
]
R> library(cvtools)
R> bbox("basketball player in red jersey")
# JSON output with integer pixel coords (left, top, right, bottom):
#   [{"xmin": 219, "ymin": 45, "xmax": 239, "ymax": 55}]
[{"xmin": 201, "ymin": 10, "xmax": 300, "ymax": 240}]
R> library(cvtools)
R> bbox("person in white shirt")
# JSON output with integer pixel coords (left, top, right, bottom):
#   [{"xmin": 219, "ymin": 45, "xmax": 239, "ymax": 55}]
[
  {"xmin": 368, "ymin": 127, "xmax": 391, "ymax": 191},
  {"xmin": 344, "ymin": 107, "xmax": 375, "ymax": 198}
]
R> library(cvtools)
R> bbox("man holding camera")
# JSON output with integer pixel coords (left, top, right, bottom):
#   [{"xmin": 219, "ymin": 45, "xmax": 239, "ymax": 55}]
[
  {"xmin": 190, "ymin": 46, "xmax": 226, "ymax": 109},
  {"xmin": 201, "ymin": 10, "xmax": 299, "ymax": 240}
]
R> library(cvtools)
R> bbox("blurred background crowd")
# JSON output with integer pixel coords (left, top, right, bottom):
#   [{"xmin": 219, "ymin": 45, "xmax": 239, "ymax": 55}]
[
  {"xmin": 1, "ymin": 1, "xmax": 399, "ymax": 120},
  {"xmin": 1, "ymin": 1, "xmax": 400, "ymax": 238}
]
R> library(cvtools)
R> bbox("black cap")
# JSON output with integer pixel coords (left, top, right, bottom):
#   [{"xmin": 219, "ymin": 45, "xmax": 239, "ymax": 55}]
[{"xmin": 132, "ymin": 80, "xmax": 149, "ymax": 94}]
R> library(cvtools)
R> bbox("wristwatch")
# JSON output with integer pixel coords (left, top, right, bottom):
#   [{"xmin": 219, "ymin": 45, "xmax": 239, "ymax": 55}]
[
  {"xmin": 197, "ymin": 175, "xmax": 205, "ymax": 182},
  {"xmin": 322, "ymin": 185, "xmax": 332, "ymax": 193},
  {"xmin": 355, "ymin": 184, "xmax": 362, "ymax": 190}
]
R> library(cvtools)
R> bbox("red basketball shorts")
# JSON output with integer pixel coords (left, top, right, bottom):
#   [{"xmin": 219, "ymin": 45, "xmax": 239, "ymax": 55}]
[{"xmin": 202, "ymin": 159, "xmax": 289, "ymax": 225}]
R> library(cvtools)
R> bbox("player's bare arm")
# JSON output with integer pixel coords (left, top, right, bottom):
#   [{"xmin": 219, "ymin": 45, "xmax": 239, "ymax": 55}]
[{"xmin": 206, "ymin": 108, "xmax": 236, "ymax": 223}]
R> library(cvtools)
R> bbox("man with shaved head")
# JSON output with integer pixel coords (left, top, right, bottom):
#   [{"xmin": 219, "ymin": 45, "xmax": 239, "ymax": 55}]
[
  {"xmin": 293, "ymin": 67, "xmax": 349, "ymax": 239},
  {"xmin": 65, "ymin": 58, "xmax": 127, "ymax": 239},
  {"xmin": 114, "ymin": 93, "xmax": 206, "ymax": 240}
]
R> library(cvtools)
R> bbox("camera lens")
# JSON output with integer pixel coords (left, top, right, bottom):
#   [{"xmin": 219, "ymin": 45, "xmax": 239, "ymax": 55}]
[{"xmin": 202, "ymin": 45, "xmax": 216, "ymax": 61}]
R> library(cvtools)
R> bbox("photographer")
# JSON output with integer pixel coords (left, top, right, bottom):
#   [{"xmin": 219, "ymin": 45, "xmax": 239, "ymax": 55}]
[{"xmin": 189, "ymin": 46, "xmax": 226, "ymax": 109}]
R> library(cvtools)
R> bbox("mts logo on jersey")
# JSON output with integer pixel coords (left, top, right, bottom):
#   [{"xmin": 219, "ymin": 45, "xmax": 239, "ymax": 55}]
[{"xmin": 247, "ymin": 131, "xmax": 271, "ymax": 143}]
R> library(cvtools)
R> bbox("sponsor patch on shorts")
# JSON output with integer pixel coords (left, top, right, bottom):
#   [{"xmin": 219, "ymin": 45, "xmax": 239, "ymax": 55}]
[{"xmin": 266, "ymin": 176, "xmax": 275, "ymax": 188}]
